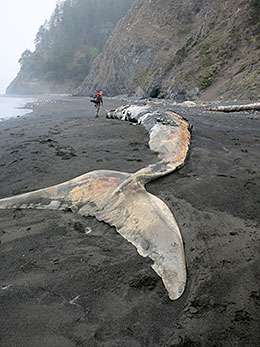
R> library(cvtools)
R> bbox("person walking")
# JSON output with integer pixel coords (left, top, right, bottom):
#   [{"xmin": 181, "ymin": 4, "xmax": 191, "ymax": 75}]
[{"xmin": 94, "ymin": 91, "xmax": 103, "ymax": 117}]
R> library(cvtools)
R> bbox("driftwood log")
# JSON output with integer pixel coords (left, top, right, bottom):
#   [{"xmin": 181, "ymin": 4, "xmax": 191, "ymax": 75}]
[{"xmin": 204, "ymin": 103, "xmax": 260, "ymax": 112}]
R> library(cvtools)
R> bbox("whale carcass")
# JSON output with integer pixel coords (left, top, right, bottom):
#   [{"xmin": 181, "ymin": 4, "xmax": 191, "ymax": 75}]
[{"xmin": 0, "ymin": 103, "xmax": 191, "ymax": 300}]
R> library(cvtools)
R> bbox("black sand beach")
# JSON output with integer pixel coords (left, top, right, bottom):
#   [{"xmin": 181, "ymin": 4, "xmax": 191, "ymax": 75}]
[{"xmin": 0, "ymin": 96, "xmax": 259, "ymax": 347}]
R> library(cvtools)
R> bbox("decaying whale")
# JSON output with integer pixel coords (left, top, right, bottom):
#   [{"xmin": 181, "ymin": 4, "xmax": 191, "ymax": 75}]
[{"xmin": 0, "ymin": 104, "xmax": 191, "ymax": 300}]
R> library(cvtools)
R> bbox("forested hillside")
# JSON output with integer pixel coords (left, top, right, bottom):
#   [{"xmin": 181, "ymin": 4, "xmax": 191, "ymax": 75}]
[{"xmin": 6, "ymin": 0, "xmax": 134, "ymax": 94}]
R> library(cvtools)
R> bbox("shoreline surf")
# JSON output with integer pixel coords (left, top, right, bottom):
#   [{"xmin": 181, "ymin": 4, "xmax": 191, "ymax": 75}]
[{"xmin": 0, "ymin": 95, "xmax": 35, "ymax": 121}]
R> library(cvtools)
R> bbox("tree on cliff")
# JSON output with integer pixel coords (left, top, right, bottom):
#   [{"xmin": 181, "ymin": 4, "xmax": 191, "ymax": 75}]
[{"xmin": 18, "ymin": 50, "xmax": 32, "ymax": 68}]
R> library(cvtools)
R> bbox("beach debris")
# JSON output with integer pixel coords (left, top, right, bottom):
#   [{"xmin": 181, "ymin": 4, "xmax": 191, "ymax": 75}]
[
  {"xmin": 73, "ymin": 221, "xmax": 92, "ymax": 234},
  {"xmin": 69, "ymin": 295, "xmax": 81, "ymax": 306},
  {"xmin": 177, "ymin": 101, "xmax": 197, "ymax": 107},
  {"xmin": 84, "ymin": 227, "xmax": 92, "ymax": 234},
  {"xmin": 0, "ymin": 104, "xmax": 191, "ymax": 300}
]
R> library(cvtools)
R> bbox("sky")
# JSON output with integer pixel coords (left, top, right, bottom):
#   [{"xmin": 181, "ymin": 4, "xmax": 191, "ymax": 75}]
[{"xmin": 0, "ymin": 0, "xmax": 58, "ymax": 94}]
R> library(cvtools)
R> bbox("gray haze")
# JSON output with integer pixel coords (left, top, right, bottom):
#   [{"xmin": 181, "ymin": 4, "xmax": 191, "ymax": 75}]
[{"xmin": 0, "ymin": 0, "xmax": 58, "ymax": 94}]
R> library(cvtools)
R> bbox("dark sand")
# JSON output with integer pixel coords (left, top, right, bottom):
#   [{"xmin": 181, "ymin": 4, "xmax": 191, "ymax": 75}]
[{"xmin": 0, "ymin": 96, "xmax": 259, "ymax": 347}]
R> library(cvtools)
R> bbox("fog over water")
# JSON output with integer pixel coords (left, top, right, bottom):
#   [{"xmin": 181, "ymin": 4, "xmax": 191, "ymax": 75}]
[{"xmin": 0, "ymin": 0, "xmax": 58, "ymax": 94}]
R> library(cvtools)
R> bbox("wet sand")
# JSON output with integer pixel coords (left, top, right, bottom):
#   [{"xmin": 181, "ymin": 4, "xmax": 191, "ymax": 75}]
[{"xmin": 0, "ymin": 96, "xmax": 259, "ymax": 347}]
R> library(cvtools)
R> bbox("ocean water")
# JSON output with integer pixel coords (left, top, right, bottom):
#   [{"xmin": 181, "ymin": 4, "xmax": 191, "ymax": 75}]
[{"xmin": 0, "ymin": 95, "xmax": 35, "ymax": 121}]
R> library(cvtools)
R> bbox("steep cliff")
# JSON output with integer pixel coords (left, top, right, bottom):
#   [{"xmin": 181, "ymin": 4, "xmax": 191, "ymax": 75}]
[{"xmin": 79, "ymin": 0, "xmax": 260, "ymax": 101}]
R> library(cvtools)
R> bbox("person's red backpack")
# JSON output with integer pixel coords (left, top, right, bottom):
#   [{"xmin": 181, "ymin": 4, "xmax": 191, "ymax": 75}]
[{"xmin": 91, "ymin": 93, "xmax": 102, "ymax": 104}]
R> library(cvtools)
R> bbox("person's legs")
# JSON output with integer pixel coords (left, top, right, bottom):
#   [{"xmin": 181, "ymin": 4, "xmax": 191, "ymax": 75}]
[{"xmin": 95, "ymin": 104, "xmax": 100, "ymax": 117}]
